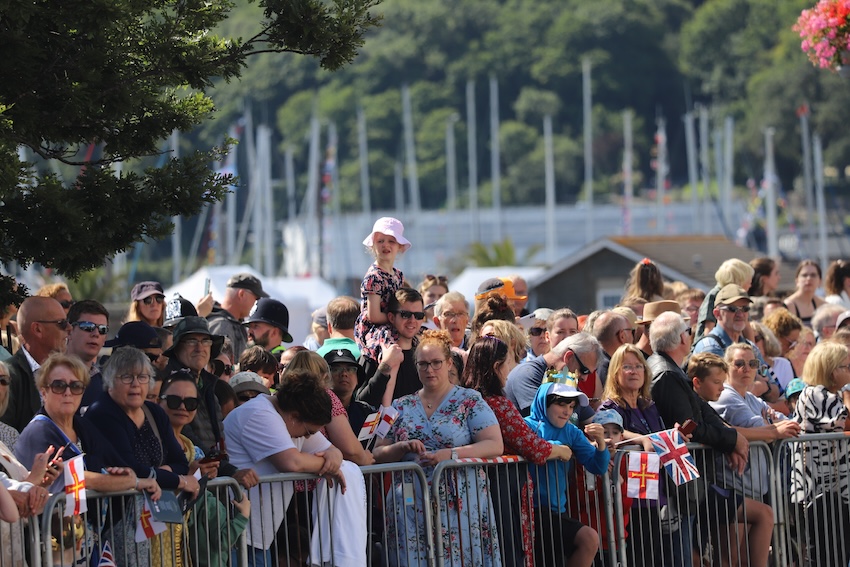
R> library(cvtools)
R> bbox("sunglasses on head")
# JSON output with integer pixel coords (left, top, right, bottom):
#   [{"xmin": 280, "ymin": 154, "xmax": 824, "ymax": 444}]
[
  {"xmin": 48, "ymin": 380, "xmax": 85, "ymax": 395},
  {"xmin": 161, "ymin": 395, "xmax": 200, "ymax": 411},
  {"xmin": 142, "ymin": 295, "xmax": 165, "ymax": 305},
  {"xmin": 72, "ymin": 321, "xmax": 109, "ymax": 335},
  {"xmin": 395, "ymin": 309, "xmax": 426, "ymax": 320},
  {"xmin": 733, "ymin": 359, "xmax": 760, "ymax": 369},
  {"xmin": 529, "ymin": 327, "xmax": 546, "ymax": 337}
]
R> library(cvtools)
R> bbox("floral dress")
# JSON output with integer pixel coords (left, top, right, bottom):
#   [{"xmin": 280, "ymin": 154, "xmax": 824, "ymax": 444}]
[
  {"xmin": 384, "ymin": 386, "xmax": 502, "ymax": 567},
  {"xmin": 355, "ymin": 263, "xmax": 403, "ymax": 361}
]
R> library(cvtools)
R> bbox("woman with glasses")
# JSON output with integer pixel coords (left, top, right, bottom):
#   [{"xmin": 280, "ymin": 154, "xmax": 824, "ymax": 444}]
[
  {"xmin": 523, "ymin": 308, "xmax": 554, "ymax": 361},
  {"xmin": 158, "ymin": 371, "xmax": 251, "ymax": 567},
  {"xmin": 375, "ymin": 329, "xmax": 504, "ymax": 567},
  {"xmin": 750, "ymin": 321, "xmax": 795, "ymax": 399},
  {"xmin": 784, "ymin": 260, "xmax": 826, "ymax": 328},
  {"xmin": 126, "ymin": 281, "xmax": 166, "ymax": 327}
]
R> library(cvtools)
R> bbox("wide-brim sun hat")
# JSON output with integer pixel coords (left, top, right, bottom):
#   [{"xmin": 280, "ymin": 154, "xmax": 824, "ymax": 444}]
[
  {"xmin": 362, "ymin": 217, "xmax": 411, "ymax": 251},
  {"xmin": 164, "ymin": 316, "xmax": 225, "ymax": 357}
]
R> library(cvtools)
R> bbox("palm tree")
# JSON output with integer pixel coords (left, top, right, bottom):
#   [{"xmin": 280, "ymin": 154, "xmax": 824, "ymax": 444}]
[{"xmin": 464, "ymin": 238, "xmax": 542, "ymax": 267}]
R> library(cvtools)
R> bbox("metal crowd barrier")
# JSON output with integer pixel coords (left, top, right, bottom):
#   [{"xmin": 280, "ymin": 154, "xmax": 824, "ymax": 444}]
[
  {"xmin": 0, "ymin": 509, "xmax": 40, "ymax": 567},
  {"xmin": 772, "ymin": 432, "xmax": 850, "ymax": 567}
]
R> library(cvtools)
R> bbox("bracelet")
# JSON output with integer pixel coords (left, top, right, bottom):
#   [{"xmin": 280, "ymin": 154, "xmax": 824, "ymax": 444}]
[{"xmin": 134, "ymin": 478, "xmax": 140, "ymax": 491}]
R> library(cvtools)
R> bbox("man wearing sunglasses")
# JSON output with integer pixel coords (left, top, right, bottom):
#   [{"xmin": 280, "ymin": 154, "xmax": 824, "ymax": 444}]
[
  {"xmin": 505, "ymin": 331, "xmax": 601, "ymax": 424},
  {"xmin": 357, "ymin": 288, "xmax": 423, "ymax": 407},
  {"xmin": 1, "ymin": 297, "xmax": 70, "ymax": 432},
  {"xmin": 66, "ymin": 300, "xmax": 110, "ymax": 410},
  {"xmin": 692, "ymin": 285, "xmax": 779, "ymax": 402}
]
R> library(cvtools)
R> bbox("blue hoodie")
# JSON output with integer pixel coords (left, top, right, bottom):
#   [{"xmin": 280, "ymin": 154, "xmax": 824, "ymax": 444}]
[{"xmin": 523, "ymin": 382, "xmax": 610, "ymax": 513}]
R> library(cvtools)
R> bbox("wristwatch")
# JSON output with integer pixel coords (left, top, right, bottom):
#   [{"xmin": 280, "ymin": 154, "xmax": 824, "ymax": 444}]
[{"xmin": 450, "ymin": 449, "xmax": 458, "ymax": 460}]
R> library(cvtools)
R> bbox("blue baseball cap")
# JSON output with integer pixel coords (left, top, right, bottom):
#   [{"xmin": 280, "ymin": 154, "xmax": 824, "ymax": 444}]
[
  {"xmin": 785, "ymin": 378, "xmax": 806, "ymax": 399},
  {"xmin": 591, "ymin": 409, "xmax": 624, "ymax": 430}
]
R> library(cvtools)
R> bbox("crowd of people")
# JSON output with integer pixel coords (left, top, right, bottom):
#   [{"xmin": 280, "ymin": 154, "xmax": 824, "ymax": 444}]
[{"xmin": 1, "ymin": 217, "xmax": 849, "ymax": 567}]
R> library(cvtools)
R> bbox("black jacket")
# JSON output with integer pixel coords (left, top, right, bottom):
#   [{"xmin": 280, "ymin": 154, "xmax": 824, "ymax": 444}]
[
  {"xmin": 648, "ymin": 351, "xmax": 737, "ymax": 454},
  {"xmin": 1, "ymin": 349, "xmax": 40, "ymax": 432}
]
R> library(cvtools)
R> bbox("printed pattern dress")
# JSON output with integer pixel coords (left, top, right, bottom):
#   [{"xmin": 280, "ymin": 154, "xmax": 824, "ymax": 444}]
[
  {"xmin": 354, "ymin": 263, "xmax": 403, "ymax": 361},
  {"xmin": 384, "ymin": 386, "xmax": 502, "ymax": 567}
]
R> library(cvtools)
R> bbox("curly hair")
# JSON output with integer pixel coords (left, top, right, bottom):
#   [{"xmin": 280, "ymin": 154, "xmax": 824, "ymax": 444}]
[
  {"xmin": 276, "ymin": 369, "xmax": 332, "ymax": 425},
  {"xmin": 762, "ymin": 308, "xmax": 803, "ymax": 342},
  {"xmin": 415, "ymin": 329, "xmax": 453, "ymax": 362},
  {"xmin": 470, "ymin": 294, "xmax": 516, "ymax": 339}
]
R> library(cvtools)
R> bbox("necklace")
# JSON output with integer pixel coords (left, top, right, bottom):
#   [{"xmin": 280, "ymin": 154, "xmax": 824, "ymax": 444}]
[{"xmin": 420, "ymin": 386, "xmax": 450, "ymax": 410}]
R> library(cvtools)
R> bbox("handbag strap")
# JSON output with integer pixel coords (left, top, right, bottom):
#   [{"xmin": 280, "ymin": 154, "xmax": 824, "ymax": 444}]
[{"xmin": 140, "ymin": 403, "xmax": 164, "ymax": 467}]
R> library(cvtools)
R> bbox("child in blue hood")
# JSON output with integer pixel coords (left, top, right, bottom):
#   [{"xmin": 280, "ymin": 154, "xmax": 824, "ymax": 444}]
[{"xmin": 524, "ymin": 382, "xmax": 610, "ymax": 566}]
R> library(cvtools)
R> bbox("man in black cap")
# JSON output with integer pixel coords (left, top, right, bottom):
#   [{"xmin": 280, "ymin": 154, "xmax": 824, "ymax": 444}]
[
  {"xmin": 325, "ymin": 348, "xmax": 372, "ymax": 434},
  {"xmin": 207, "ymin": 272, "xmax": 268, "ymax": 360},
  {"xmin": 243, "ymin": 298, "xmax": 292, "ymax": 351},
  {"xmin": 164, "ymin": 294, "xmax": 198, "ymax": 330},
  {"xmin": 164, "ymin": 316, "xmax": 260, "ymax": 489}
]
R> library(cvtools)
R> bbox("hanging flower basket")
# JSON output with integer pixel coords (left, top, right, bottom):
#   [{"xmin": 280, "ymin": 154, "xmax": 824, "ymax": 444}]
[{"xmin": 794, "ymin": 0, "xmax": 850, "ymax": 71}]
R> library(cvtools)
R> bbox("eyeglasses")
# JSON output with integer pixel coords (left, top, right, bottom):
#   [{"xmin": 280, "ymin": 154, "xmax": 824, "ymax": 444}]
[
  {"xmin": 622, "ymin": 364, "xmax": 645, "ymax": 373},
  {"xmin": 441, "ymin": 311, "xmax": 468, "ymax": 320},
  {"xmin": 72, "ymin": 321, "xmax": 109, "ymax": 335},
  {"xmin": 836, "ymin": 364, "xmax": 850, "ymax": 371},
  {"xmin": 395, "ymin": 310, "xmax": 426, "ymax": 320},
  {"xmin": 37, "ymin": 319, "xmax": 70, "ymax": 330},
  {"xmin": 330, "ymin": 365, "xmax": 358, "ymax": 376},
  {"xmin": 783, "ymin": 338, "xmax": 798, "ymax": 350},
  {"xmin": 529, "ymin": 327, "xmax": 546, "ymax": 337},
  {"xmin": 619, "ymin": 328, "xmax": 636, "ymax": 338},
  {"xmin": 142, "ymin": 296, "xmax": 165, "ymax": 305},
  {"xmin": 297, "ymin": 421, "xmax": 321, "ymax": 439},
  {"xmin": 0, "ymin": 376, "xmax": 10, "ymax": 386},
  {"xmin": 754, "ymin": 334, "xmax": 764, "ymax": 342},
  {"xmin": 568, "ymin": 349, "xmax": 592, "ymax": 375},
  {"xmin": 183, "ymin": 338, "xmax": 213, "ymax": 348},
  {"xmin": 160, "ymin": 395, "xmax": 200, "ymax": 411},
  {"xmin": 719, "ymin": 305, "xmax": 750, "ymax": 314},
  {"xmin": 732, "ymin": 359, "xmax": 760, "ymax": 369},
  {"xmin": 415, "ymin": 359, "xmax": 445, "ymax": 372},
  {"xmin": 117, "ymin": 373, "xmax": 152, "ymax": 384},
  {"xmin": 59, "ymin": 300, "xmax": 76, "ymax": 309},
  {"xmin": 48, "ymin": 380, "xmax": 85, "ymax": 395},
  {"xmin": 682, "ymin": 327, "xmax": 693, "ymax": 336}
]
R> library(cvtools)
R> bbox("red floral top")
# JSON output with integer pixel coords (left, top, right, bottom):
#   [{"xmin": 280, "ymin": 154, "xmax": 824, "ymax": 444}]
[{"xmin": 484, "ymin": 395, "xmax": 552, "ymax": 465}]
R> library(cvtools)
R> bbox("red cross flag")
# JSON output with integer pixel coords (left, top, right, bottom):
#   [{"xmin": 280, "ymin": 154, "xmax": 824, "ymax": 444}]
[
  {"xmin": 357, "ymin": 411, "xmax": 381, "ymax": 441},
  {"xmin": 375, "ymin": 405, "xmax": 399, "ymax": 439},
  {"xmin": 135, "ymin": 498, "xmax": 166, "ymax": 542},
  {"xmin": 63, "ymin": 454, "xmax": 87, "ymax": 516},
  {"xmin": 626, "ymin": 452, "xmax": 661, "ymax": 499}
]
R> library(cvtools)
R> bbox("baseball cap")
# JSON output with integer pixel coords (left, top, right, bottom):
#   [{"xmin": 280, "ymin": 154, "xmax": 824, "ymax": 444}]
[
  {"xmin": 164, "ymin": 294, "xmax": 198, "ymax": 328},
  {"xmin": 323, "ymin": 349, "xmax": 358, "ymax": 366},
  {"xmin": 227, "ymin": 273, "xmax": 269, "ymax": 298},
  {"xmin": 229, "ymin": 371, "xmax": 271, "ymax": 396},
  {"xmin": 362, "ymin": 217, "xmax": 412, "ymax": 251},
  {"xmin": 784, "ymin": 378, "xmax": 806, "ymax": 399},
  {"xmin": 475, "ymin": 278, "xmax": 505, "ymax": 300},
  {"xmin": 519, "ymin": 308, "xmax": 555, "ymax": 330},
  {"xmin": 715, "ymin": 284, "xmax": 752, "ymax": 307},
  {"xmin": 591, "ymin": 409, "xmax": 624, "ymax": 430},
  {"xmin": 546, "ymin": 383, "xmax": 589, "ymax": 407},
  {"xmin": 312, "ymin": 306, "xmax": 328, "ymax": 328},
  {"xmin": 836, "ymin": 310, "xmax": 850, "ymax": 331},
  {"xmin": 131, "ymin": 281, "xmax": 165, "ymax": 302}
]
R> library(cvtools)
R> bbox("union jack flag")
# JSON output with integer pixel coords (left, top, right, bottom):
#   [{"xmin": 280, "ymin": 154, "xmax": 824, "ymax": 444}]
[
  {"xmin": 97, "ymin": 540, "xmax": 117, "ymax": 567},
  {"xmin": 648, "ymin": 429, "xmax": 700, "ymax": 486}
]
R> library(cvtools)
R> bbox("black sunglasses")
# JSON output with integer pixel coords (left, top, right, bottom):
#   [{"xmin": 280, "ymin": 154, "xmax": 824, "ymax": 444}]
[
  {"xmin": 720, "ymin": 305, "xmax": 750, "ymax": 314},
  {"xmin": 145, "ymin": 352, "xmax": 162, "ymax": 364},
  {"xmin": 72, "ymin": 321, "xmax": 109, "ymax": 335},
  {"xmin": 529, "ymin": 327, "xmax": 546, "ymax": 337},
  {"xmin": 568, "ymin": 349, "xmax": 593, "ymax": 375},
  {"xmin": 395, "ymin": 310, "xmax": 426, "ymax": 320},
  {"xmin": 37, "ymin": 319, "xmax": 70, "ymax": 330},
  {"xmin": 48, "ymin": 380, "xmax": 85, "ymax": 395},
  {"xmin": 59, "ymin": 300, "xmax": 76, "ymax": 309},
  {"xmin": 161, "ymin": 395, "xmax": 200, "ymax": 411},
  {"xmin": 142, "ymin": 295, "xmax": 165, "ymax": 305}
]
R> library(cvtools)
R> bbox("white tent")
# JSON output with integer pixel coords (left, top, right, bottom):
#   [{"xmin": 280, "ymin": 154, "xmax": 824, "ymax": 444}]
[
  {"xmin": 450, "ymin": 266, "xmax": 546, "ymax": 311},
  {"xmin": 164, "ymin": 265, "xmax": 338, "ymax": 347}
]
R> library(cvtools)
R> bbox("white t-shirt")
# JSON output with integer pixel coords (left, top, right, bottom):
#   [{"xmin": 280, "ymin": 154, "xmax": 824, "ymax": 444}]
[{"xmin": 223, "ymin": 395, "xmax": 331, "ymax": 550}]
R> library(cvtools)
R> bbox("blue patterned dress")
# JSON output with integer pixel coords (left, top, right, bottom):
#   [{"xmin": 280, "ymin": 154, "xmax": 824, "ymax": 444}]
[
  {"xmin": 355, "ymin": 262, "xmax": 403, "ymax": 361},
  {"xmin": 384, "ymin": 386, "xmax": 502, "ymax": 567}
]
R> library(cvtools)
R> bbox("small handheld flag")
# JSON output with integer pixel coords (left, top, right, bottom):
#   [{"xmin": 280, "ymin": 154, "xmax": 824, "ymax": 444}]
[
  {"xmin": 649, "ymin": 429, "xmax": 700, "ymax": 486},
  {"xmin": 626, "ymin": 452, "xmax": 661, "ymax": 499},
  {"xmin": 63, "ymin": 454, "xmax": 87, "ymax": 517}
]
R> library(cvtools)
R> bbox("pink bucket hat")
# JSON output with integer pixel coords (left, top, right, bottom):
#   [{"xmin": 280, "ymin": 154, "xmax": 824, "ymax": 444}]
[{"xmin": 362, "ymin": 217, "xmax": 412, "ymax": 251}]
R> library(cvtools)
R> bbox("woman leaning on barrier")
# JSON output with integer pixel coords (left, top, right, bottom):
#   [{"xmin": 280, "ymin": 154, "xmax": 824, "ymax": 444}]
[
  {"xmin": 790, "ymin": 340, "xmax": 850, "ymax": 565},
  {"xmin": 158, "ymin": 371, "xmax": 250, "ymax": 567},
  {"xmin": 463, "ymin": 322, "xmax": 574, "ymax": 567},
  {"xmin": 223, "ymin": 369, "xmax": 366, "ymax": 567},
  {"xmin": 374, "ymin": 329, "xmax": 504, "ymax": 567}
]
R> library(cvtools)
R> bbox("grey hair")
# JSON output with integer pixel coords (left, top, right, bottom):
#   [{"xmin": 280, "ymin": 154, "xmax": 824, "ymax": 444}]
[
  {"xmin": 750, "ymin": 321, "xmax": 781, "ymax": 358},
  {"xmin": 0, "ymin": 361, "xmax": 9, "ymax": 415},
  {"xmin": 551, "ymin": 331, "xmax": 603, "ymax": 360},
  {"xmin": 102, "ymin": 347, "xmax": 154, "ymax": 390},
  {"xmin": 434, "ymin": 291, "xmax": 468, "ymax": 317},
  {"xmin": 812, "ymin": 303, "xmax": 845, "ymax": 335},
  {"xmin": 649, "ymin": 312, "xmax": 688, "ymax": 353}
]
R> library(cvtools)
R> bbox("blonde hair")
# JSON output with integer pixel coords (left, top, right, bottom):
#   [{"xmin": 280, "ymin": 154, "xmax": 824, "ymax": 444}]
[
  {"xmin": 602, "ymin": 344, "xmax": 651, "ymax": 406},
  {"xmin": 802, "ymin": 341, "xmax": 849, "ymax": 389},
  {"xmin": 480, "ymin": 319, "xmax": 526, "ymax": 363},
  {"xmin": 415, "ymin": 329, "xmax": 453, "ymax": 361},
  {"xmin": 723, "ymin": 342, "xmax": 755, "ymax": 365},
  {"xmin": 126, "ymin": 300, "xmax": 165, "ymax": 327},
  {"xmin": 282, "ymin": 350, "xmax": 331, "ymax": 388},
  {"xmin": 35, "ymin": 282, "xmax": 70, "ymax": 299},
  {"xmin": 36, "ymin": 353, "xmax": 90, "ymax": 390},
  {"xmin": 715, "ymin": 259, "xmax": 755, "ymax": 288}
]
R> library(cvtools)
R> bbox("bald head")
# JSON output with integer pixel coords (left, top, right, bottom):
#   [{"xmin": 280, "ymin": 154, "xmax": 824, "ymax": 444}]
[{"xmin": 17, "ymin": 296, "xmax": 69, "ymax": 361}]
